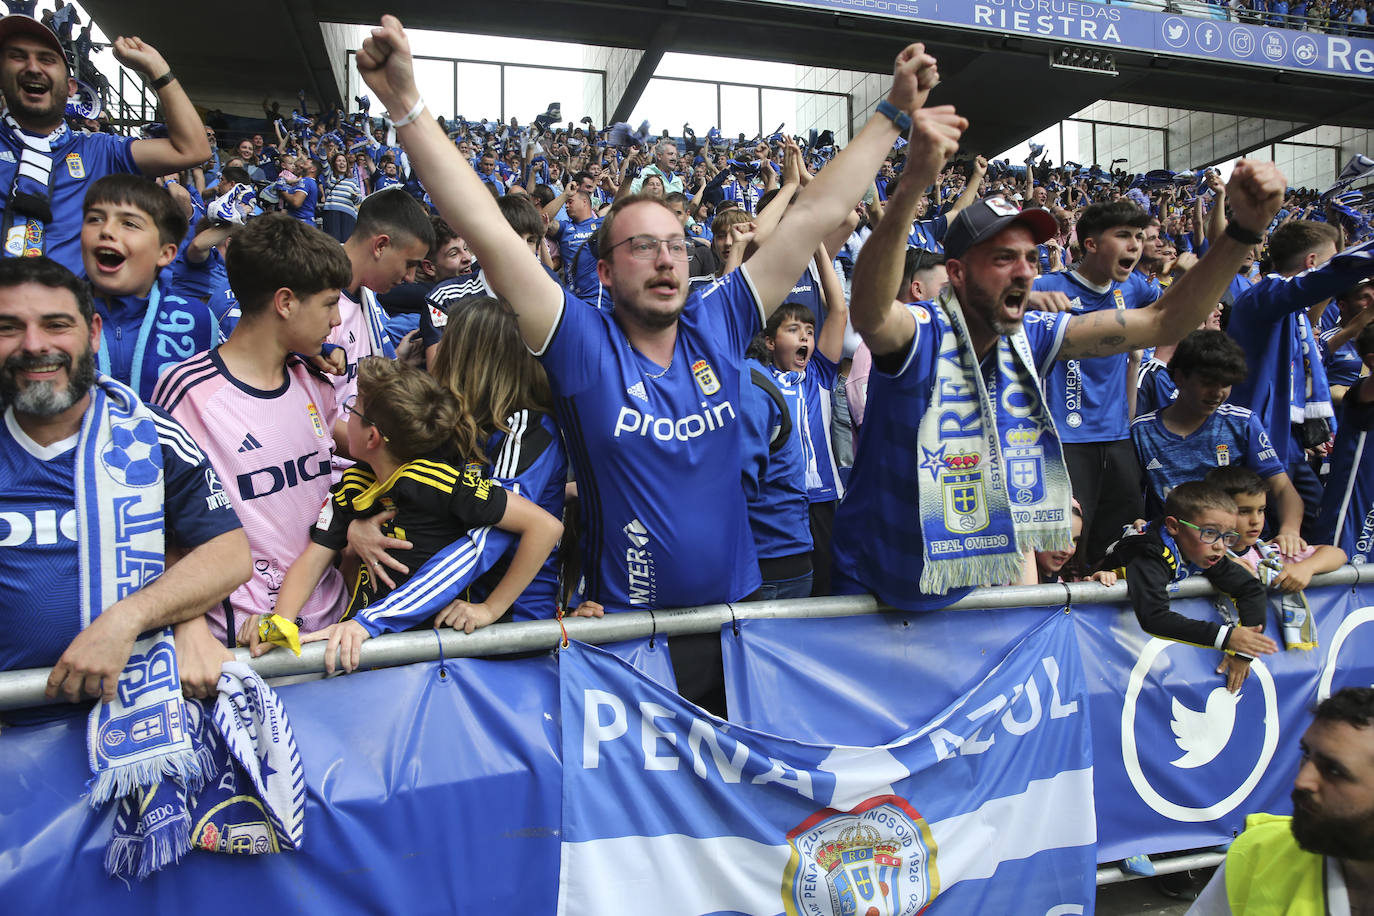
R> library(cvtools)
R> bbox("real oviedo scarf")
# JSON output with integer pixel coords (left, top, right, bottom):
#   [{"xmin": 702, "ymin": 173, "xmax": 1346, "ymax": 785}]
[{"xmin": 916, "ymin": 289, "xmax": 1074, "ymax": 594}]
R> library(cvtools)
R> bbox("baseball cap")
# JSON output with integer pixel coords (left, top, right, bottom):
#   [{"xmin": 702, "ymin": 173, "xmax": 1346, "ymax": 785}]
[
  {"xmin": 942, "ymin": 196, "xmax": 1058, "ymax": 260},
  {"xmin": 0, "ymin": 15, "xmax": 65, "ymax": 61}
]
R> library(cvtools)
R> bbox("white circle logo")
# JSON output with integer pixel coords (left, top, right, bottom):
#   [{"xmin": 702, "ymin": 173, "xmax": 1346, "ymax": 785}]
[
  {"xmin": 1066, "ymin": 412, "xmax": 1082, "ymax": 428},
  {"xmin": 1120, "ymin": 638, "xmax": 1278, "ymax": 822},
  {"xmin": 1162, "ymin": 17, "xmax": 1190, "ymax": 49},
  {"xmin": 1229, "ymin": 27, "xmax": 1255, "ymax": 57},
  {"xmin": 1318, "ymin": 605, "xmax": 1374, "ymax": 701},
  {"xmin": 1262, "ymin": 32, "xmax": 1288, "ymax": 63},
  {"xmin": 1194, "ymin": 22, "xmax": 1221, "ymax": 53},
  {"xmin": 1292, "ymin": 36, "xmax": 1318, "ymax": 66}
]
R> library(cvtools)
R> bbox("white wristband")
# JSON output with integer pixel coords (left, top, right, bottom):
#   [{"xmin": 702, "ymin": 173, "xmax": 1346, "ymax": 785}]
[{"xmin": 391, "ymin": 97, "xmax": 426, "ymax": 128}]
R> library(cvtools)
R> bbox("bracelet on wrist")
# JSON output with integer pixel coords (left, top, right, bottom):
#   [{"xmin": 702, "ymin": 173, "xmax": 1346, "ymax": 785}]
[
  {"xmin": 1224, "ymin": 221, "xmax": 1263, "ymax": 246},
  {"xmin": 149, "ymin": 70, "xmax": 176, "ymax": 91},
  {"xmin": 875, "ymin": 99, "xmax": 913, "ymax": 135},
  {"xmin": 390, "ymin": 97, "xmax": 426, "ymax": 129}
]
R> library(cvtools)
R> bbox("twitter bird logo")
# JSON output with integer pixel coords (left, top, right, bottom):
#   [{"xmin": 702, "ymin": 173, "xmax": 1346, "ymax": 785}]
[
  {"xmin": 1166, "ymin": 24, "xmax": 1185, "ymax": 41},
  {"xmin": 1170, "ymin": 688, "xmax": 1241, "ymax": 769}
]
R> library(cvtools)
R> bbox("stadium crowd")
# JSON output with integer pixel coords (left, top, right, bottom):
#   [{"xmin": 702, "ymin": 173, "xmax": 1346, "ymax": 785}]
[{"xmin": 0, "ymin": 5, "xmax": 1371, "ymax": 723}]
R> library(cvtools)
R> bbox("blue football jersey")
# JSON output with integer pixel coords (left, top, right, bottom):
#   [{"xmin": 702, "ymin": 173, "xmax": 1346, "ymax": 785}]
[
  {"xmin": 1228, "ymin": 240, "xmax": 1374, "ymax": 466},
  {"xmin": 0, "ymin": 404, "xmax": 241, "ymax": 671},
  {"xmin": 1318, "ymin": 304, "xmax": 1364, "ymax": 389},
  {"xmin": 1135, "ymin": 357, "xmax": 1178, "ymax": 417},
  {"xmin": 1318, "ymin": 395, "xmax": 1374, "ymax": 562},
  {"xmin": 1131, "ymin": 404, "xmax": 1284, "ymax": 512},
  {"xmin": 0, "ymin": 127, "xmax": 138, "ymax": 273},
  {"xmin": 553, "ymin": 215, "xmax": 603, "ymax": 300},
  {"xmin": 92, "ymin": 280, "xmax": 221, "ymax": 403},
  {"xmin": 833, "ymin": 303, "xmax": 1070, "ymax": 611},
  {"xmin": 1032, "ymin": 270, "xmax": 1160, "ymax": 442},
  {"xmin": 741, "ymin": 362, "xmax": 811, "ymax": 562},
  {"xmin": 538, "ymin": 270, "xmax": 764, "ymax": 610},
  {"xmin": 766, "ymin": 351, "xmax": 844, "ymax": 504},
  {"xmin": 906, "ymin": 214, "xmax": 948, "ymax": 254},
  {"xmin": 782, "ymin": 259, "xmax": 829, "ymax": 334}
]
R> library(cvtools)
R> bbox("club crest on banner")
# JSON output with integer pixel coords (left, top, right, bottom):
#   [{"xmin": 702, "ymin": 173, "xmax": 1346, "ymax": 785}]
[
  {"xmin": 1004, "ymin": 427, "xmax": 1046, "ymax": 506},
  {"xmin": 783, "ymin": 796, "xmax": 939, "ymax": 916},
  {"xmin": 1120, "ymin": 638, "xmax": 1278, "ymax": 822}
]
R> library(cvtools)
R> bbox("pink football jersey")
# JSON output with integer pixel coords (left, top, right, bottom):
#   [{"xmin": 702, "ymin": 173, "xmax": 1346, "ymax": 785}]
[{"xmin": 154, "ymin": 349, "xmax": 345, "ymax": 641}]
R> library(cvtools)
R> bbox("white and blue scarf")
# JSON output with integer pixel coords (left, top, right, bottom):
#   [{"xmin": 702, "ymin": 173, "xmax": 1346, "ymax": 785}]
[
  {"xmin": 79, "ymin": 376, "xmax": 198, "ymax": 804},
  {"xmin": 359, "ymin": 286, "xmax": 397, "ymax": 359},
  {"xmin": 106, "ymin": 663, "xmax": 305, "ymax": 880},
  {"xmin": 2, "ymin": 111, "xmax": 67, "ymax": 258},
  {"xmin": 1291, "ymin": 310, "xmax": 1334, "ymax": 427},
  {"xmin": 917, "ymin": 291, "xmax": 1073, "ymax": 593}
]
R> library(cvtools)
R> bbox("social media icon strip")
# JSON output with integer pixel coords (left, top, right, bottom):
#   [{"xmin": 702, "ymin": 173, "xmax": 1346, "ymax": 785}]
[
  {"xmin": 1229, "ymin": 27, "xmax": 1256, "ymax": 57},
  {"xmin": 1163, "ymin": 17, "xmax": 1190, "ymax": 49}
]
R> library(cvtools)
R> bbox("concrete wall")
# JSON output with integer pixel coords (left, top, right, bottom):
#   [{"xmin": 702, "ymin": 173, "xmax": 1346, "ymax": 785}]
[
  {"xmin": 319, "ymin": 21, "xmax": 353, "ymax": 103},
  {"xmin": 1071, "ymin": 100, "xmax": 1374, "ymax": 187},
  {"xmin": 583, "ymin": 46, "xmax": 643, "ymax": 127},
  {"xmin": 794, "ymin": 65, "xmax": 879, "ymax": 146}
]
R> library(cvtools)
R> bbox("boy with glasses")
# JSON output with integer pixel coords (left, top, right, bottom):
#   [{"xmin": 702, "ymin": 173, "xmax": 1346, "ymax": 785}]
[{"xmin": 1097, "ymin": 480, "xmax": 1278, "ymax": 691}]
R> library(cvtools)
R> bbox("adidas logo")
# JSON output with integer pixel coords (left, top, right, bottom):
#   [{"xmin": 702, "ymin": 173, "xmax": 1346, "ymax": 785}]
[
  {"xmin": 1145, "ymin": 458, "xmax": 1163, "ymax": 470},
  {"xmin": 626, "ymin": 381, "xmax": 648, "ymax": 403},
  {"xmin": 237, "ymin": 432, "xmax": 263, "ymax": 453}
]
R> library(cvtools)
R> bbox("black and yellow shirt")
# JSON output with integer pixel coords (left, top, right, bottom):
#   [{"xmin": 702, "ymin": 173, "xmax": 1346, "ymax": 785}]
[{"xmin": 312, "ymin": 457, "xmax": 507, "ymax": 616}]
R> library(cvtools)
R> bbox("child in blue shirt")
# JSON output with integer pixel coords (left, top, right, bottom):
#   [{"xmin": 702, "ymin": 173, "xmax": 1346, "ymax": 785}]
[
  {"xmin": 81, "ymin": 174, "xmax": 220, "ymax": 400},
  {"xmin": 758, "ymin": 243, "xmax": 848, "ymax": 595}
]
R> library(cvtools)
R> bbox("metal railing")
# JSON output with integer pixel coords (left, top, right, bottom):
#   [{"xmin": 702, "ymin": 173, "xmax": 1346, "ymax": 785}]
[{"xmin": 3, "ymin": 563, "xmax": 1370, "ymax": 712}]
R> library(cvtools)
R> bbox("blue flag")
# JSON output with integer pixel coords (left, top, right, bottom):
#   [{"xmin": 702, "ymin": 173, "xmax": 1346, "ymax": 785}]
[{"xmin": 557, "ymin": 612, "xmax": 1096, "ymax": 915}]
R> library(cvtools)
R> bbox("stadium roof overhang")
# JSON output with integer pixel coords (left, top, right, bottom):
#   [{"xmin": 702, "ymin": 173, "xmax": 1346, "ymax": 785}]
[{"xmin": 82, "ymin": 0, "xmax": 1374, "ymax": 159}]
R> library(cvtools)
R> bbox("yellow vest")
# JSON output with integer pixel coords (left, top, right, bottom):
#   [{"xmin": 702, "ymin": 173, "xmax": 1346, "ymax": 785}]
[{"xmin": 1225, "ymin": 813, "xmax": 1327, "ymax": 916}]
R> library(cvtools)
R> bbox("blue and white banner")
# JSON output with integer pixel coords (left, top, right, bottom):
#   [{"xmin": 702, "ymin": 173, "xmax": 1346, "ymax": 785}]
[
  {"xmin": 7, "ymin": 586, "xmax": 1374, "ymax": 910},
  {"xmin": 729, "ymin": 585, "xmax": 1374, "ymax": 861},
  {"xmin": 761, "ymin": 0, "xmax": 1374, "ymax": 79},
  {"xmin": 558, "ymin": 613, "xmax": 1095, "ymax": 916}
]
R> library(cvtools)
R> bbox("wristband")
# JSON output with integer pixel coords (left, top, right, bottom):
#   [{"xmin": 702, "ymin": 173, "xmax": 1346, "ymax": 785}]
[
  {"xmin": 149, "ymin": 70, "xmax": 176, "ymax": 91},
  {"xmin": 390, "ymin": 97, "xmax": 426, "ymax": 129},
  {"xmin": 875, "ymin": 99, "xmax": 913, "ymax": 135},
  {"xmin": 1224, "ymin": 221, "xmax": 1263, "ymax": 246}
]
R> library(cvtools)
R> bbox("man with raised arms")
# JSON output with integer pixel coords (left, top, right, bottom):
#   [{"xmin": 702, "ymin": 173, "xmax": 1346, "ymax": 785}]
[
  {"xmin": 354, "ymin": 15, "xmax": 957, "ymax": 705},
  {"xmin": 833, "ymin": 109, "xmax": 1286, "ymax": 611}
]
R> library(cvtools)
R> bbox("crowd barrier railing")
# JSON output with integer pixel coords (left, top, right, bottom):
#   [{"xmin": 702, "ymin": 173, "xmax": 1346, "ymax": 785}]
[{"xmin": 4, "ymin": 564, "xmax": 1371, "ymax": 711}]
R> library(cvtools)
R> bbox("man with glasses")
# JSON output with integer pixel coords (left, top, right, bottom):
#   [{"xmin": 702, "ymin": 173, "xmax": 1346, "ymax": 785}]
[
  {"xmin": 1097, "ymin": 480, "xmax": 1277, "ymax": 692},
  {"xmin": 352, "ymin": 14, "xmax": 947, "ymax": 710}
]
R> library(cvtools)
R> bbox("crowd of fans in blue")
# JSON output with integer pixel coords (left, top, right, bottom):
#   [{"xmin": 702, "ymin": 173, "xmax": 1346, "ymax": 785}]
[{"xmin": 0, "ymin": 7, "xmax": 1369, "ymax": 721}]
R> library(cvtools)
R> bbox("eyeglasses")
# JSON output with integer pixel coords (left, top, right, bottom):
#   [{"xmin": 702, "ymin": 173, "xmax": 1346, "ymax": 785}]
[
  {"xmin": 604, "ymin": 235, "xmax": 690, "ymax": 260},
  {"xmin": 343, "ymin": 394, "xmax": 388, "ymax": 442},
  {"xmin": 1177, "ymin": 518, "xmax": 1240, "ymax": 547}
]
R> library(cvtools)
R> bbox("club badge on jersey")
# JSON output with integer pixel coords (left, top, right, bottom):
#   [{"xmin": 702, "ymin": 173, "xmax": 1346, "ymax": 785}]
[
  {"xmin": 5, "ymin": 218, "xmax": 43, "ymax": 257},
  {"xmin": 692, "ymin": 359, "xmax": 720, "ymax": 396}
]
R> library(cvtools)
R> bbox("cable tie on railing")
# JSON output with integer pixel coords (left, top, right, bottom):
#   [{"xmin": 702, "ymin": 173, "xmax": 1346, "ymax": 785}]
[
  {"xmin": 1062, "ymin": 582, "xmax": 1073, "ymax": 614},
  {"xmin": 727, "ymin": 602, "xmax": 740, "ymax": 637},
  {"xmin": 648, "ymin": 608, "xmax": 658, "ymax": 649},
  {"xmin": 433, "ymin": 628, "xmax": 450, "ymax": 681},
  {"xmin": 556, "ymin": 601, "xmax": 569, "ymax": 650}
]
